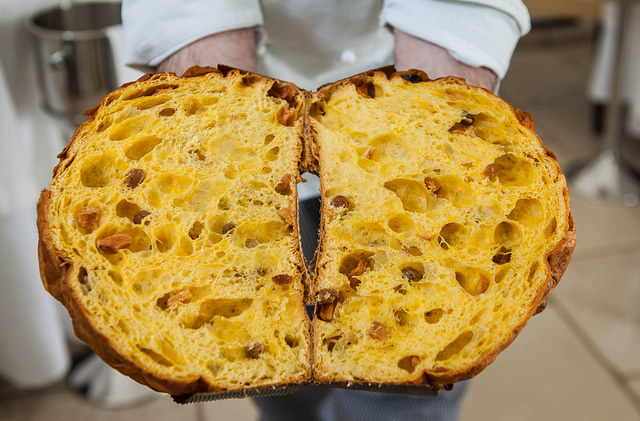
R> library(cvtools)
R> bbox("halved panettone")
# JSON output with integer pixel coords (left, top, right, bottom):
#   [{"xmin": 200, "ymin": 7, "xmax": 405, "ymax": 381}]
[
  {"xmin": 37, "ymin": 65, "xmax": 575, "ymax": 398},
  {"xmin": 308, "ymin": 69, "xmax": 575, "ymax": 390},
  {"xmin": 37, "ymin": 66, "xmax": 311, "ymax": 395}
]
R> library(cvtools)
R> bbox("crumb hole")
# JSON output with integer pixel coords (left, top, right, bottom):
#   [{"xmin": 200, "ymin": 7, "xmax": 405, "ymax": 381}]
[
  {"xmin": 108, "ymin": 115, "xmax": 151, "ymax": 141},
  {"xmin": 439, "ymin": 223, "xmax": 469, "ymax": 249},
  {"xmin": 125, "ymin": 135, "xmax": 162, "ymax": 160},
  {"xmin": 153, "ymin": 224, "xmax": 176, "ymax": 252},
  {"xmin": 176, "ymin": 235, "xmax": 194, "ymax": 256},
  {"xmin": 492, "ymin": 154, "xmax": 535, "ymax": 186},
  {"xmin": 508, "ymin": 198, "xmax": 543, "ymax": 225},
  {"xmin": 384, "ymin": 179, "xmax": 436, "ymax": 213},
  {"xmin": 80, "ymin": 153, "xmax": 115, "ymax": 187},
  {"xmin": 324, "ymin": 334, "xmax": 341, "ymax": 352},
  {"xmin": 455, "ymin": 268, "xmax": 490, "ymax": 296},
  {"xmin": 393, "ymin": 308, "xmax": 411, "ymax": 326},
  {"xmin": 206, "ymin": 362, "xmax": 222, "ymax": 374},
  {"xmin": 338, "ymin": 251, "xmax": 375, "ymax": 276},
  {"xmin": 285, "ymin": 335, "xmax": 299, "ymax": 348},
  {"xmin": 116, "ymin": 199, "xmax": 141, "ymax": 222},
  {"xmin": 190, "ymin": 149, "xmax": 206, "ymax": 161},
  {"xmin": 218, "ymin": 197, "xmax": 230, "ymax": 210},
  {"xmin": 134, "ymin": 96, "xmax": 168, "ymax": 110},
  {"xmin": 545, "ymin": 217, "xmax": 557, "ymax": 238},
  {"xmin": 266, "ymin": 146, "xmax": 280, "ymax": 161},
  {"xmin": 527, "ymin": 261, "xmax": 542, "ymax": 284},
  {"xmin": 234, "ymin": 221, "xmax": 287, "ymax": 248},
  {"xmin": 425, "ymin": 308, "xmax": 445, "ymax": 324},
  {"xmin": 388, "ymin": 214, "xmax": 414, "ymax": 233},
  {"xmin": 189, "ymin": 221, "xmax": 204, "ymax": 240},
  {"xmin": 137, "ymin": 346, "xmax": 173, "ymax": 366},
  {"xmin": 355, "ymin": 80, "xmax": 376, "ymax": 99},
  {"xmin": 182, "ymin": 98, "xmax": 204, "ymax": 115},
  {"xmin": 367, "ymin": 134, "xmax": 410, "ymax": 163},
  {"xmin": 121, "ymin": 227, "xmax": 151, "ymax": 252},
  {"xmin": 435, "ymin": 331, "xmax": 474, "ymax": 361},
  {"xmin": 108, "ymin": 270, "xmax": 122, "ymax": 286},
  {"xmin": 309, "ymin": 101, "xmax": 326, "ymax": 119},
  {"xmin": 398, "ymin": 355, "xmax": 420, "ymax": 373},
  {"xmin": 122, "ymin": 84, "xmax": 178, "ymax": 100},
  {"xmin": 183, "ymin": 298, "xmax": 253, "ymax": 329},
  {"xmin": 494, "ymin": 221, "xmax": 522, "ymax": 247},
  {"xmin": 494, "ymin": 267, "xmax": 509, "ymax": 284},
  {"xmin": 78, "ymin": 267, "xmax": 90, "ymax": 293},
  {"xmin": 406, "ymin": 246, "xmax": 423, "ymax": 256}
]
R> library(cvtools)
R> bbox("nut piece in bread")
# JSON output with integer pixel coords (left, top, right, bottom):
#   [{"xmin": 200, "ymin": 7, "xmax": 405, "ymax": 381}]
[
  {"xmin": 309, "ymin": 69, "xmax": 575, "ymax": 390},
  {"xmin": 37, "ymin": 67, "xmax": 311, "ymax": 395}
]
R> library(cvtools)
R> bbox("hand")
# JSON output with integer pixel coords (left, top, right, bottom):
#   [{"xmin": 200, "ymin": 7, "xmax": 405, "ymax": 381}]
[
  {"xmin": 393, "ymin": 28, "xmax": 498, "ymax": 92},
  {"xmin": 157, "ymin": 28, "xmax": 257, "ymax": 75}
]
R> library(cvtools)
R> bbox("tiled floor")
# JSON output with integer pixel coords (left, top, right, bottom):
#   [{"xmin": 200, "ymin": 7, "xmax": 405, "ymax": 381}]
[{"xmin": 2, "ymin": 22, "xmax": 640, "ymax": 421}]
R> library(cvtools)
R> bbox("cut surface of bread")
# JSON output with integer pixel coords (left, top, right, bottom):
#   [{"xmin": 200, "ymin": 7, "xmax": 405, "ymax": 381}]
[
  {"xmin": 37, "ymin": 66, "xmax": 575, "ymax": 398},
  {"xmin": 309, "ymin": 69, "xmax": 575, "ymax": 388},
  {"xmin": 37, "ymin": 67, "xmax": 311, "ymax": 394}
]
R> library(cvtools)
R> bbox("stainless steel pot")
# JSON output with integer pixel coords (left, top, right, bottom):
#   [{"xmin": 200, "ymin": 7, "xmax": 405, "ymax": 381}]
[{"xmin": 25, "ymin": 2, "xmax": 122, "ymax": 125}]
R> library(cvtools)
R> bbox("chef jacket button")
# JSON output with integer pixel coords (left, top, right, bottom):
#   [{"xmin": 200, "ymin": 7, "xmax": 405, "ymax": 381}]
[{"xmin": 340, "ymin": 49, "xmax": 357, "ymax": 63}]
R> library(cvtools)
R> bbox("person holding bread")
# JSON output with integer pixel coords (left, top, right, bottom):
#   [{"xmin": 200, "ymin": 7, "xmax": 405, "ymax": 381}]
[{"xmin": 122, "ymin": 1, "xmax": 531, "ymax": 420}]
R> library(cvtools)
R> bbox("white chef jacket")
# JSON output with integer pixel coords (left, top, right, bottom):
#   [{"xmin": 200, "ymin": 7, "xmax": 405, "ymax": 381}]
[
  {"xmin": 123, "ymin": 0, "xmax": 530, "ymax": 199},
  {"xmin": 123, "ymin": 0, "xmax": 530, "ymax": 88}
]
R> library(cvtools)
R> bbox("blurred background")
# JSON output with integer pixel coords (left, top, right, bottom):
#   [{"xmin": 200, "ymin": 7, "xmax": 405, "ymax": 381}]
[{"xmin": 0, "ymin": 0, "xmax": 639, "ymax": 420}]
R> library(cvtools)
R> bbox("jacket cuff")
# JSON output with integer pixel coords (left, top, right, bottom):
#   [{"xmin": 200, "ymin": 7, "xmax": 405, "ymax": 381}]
[
  {"xmin": 123, "ymin": 0, "xmax": 263, "ymax": 70},
  {"xmin": 380, "ymin": 0, "xmax": 531, "ymax": 79}
]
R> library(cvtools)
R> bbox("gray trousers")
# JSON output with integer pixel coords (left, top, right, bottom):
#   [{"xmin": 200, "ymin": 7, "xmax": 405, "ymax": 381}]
[{"xmin": 253, "ymin": 382, "xmax": 469, "ymax": 421}]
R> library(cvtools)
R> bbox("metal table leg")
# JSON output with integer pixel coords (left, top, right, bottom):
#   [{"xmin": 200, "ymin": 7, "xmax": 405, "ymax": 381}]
[{"xmin": 570, "ymin": 0, "xmax": 640, "ymax": 207}]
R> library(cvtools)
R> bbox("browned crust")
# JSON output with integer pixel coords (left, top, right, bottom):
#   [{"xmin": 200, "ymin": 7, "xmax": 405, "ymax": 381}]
[
  {"xmin": 308, "ymin": 67, "xmax": 576, "ymax": 389},
  {"xmin": 38, "ymin": 65, "xmax": 311, "ymax": 395}
]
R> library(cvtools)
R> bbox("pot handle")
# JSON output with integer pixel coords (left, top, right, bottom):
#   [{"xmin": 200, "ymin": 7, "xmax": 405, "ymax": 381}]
[{"xmin": 49, "ymin": 45, "xmax": 73, "ymax": 70}]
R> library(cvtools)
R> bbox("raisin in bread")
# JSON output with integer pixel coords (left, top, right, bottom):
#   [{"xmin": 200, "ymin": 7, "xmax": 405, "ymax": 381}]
[
  {"xmin": 37, "ymin": 66, "xmax": 312, "ymax": 395},
  {"xmin": 308, "ymin": 68, "xmax": 575, "ymax": 390}
]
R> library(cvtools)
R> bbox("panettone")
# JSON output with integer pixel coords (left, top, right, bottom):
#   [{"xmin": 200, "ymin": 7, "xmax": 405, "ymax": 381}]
[{"xmin": 37, "ymin": 66, "xmax": 575, "ymax": 397}]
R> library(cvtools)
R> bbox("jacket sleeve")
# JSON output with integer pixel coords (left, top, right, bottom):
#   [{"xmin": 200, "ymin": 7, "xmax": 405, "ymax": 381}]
[
  {"xmin": 122, "ymin": 0, "xmax": 263, "ymax": 70},
  {"xmin": 380, "ymin": 0, "xmax": 531, "ymax": 78}
]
